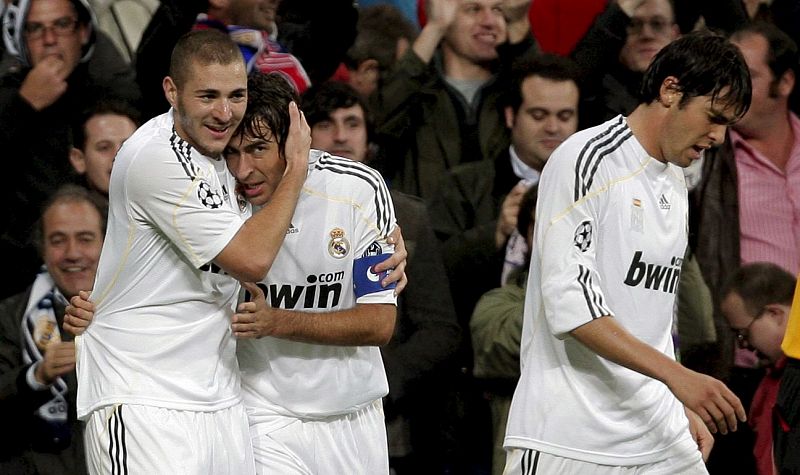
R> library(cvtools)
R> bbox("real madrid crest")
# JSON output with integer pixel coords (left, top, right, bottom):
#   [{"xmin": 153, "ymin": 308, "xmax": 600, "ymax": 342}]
[
  {"xmin": 327, "ymin": 227, "xmax": 350, "ymax": 259},
  {"xmin": 34, "ymin": 315, "xmax": 61, "ymax": 351}
]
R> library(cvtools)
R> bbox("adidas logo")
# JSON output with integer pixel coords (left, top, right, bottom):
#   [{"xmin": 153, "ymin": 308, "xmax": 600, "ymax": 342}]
[
  {"xmin": 658, "ymin": 194, "xmax": 671, "ymax": 210},
  {"xmin": 287, "ymin": 223, "xmax": 299, "ymax": 235}
]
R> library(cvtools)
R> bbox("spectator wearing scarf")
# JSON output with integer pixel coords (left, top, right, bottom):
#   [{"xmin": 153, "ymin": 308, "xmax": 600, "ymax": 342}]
[{"xmin": 0, "ymin": 185, "xmax": 106, "ymax": 474}]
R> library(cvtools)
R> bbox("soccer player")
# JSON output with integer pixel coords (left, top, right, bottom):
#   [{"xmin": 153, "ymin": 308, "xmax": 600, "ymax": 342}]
[
  {"xmin": 75, "ymin": 30, "xmax": 310, "ymax": 474},
  {"xmin": 503, "ymin": 31, "xmax": 752, "ymax": 473},
  {"xmin": 227, "ymin": 72, "xmax": 398, "ymax": 474}
]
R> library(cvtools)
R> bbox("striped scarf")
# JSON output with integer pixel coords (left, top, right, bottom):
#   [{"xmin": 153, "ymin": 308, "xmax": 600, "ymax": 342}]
[{"xmin": 21, "ymin": 270, "xmax": 71, "ymax": 449}]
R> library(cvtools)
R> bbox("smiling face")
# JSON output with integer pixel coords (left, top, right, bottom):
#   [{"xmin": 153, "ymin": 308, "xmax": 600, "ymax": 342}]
[
  {"xmin": 42, "ymin": 200, "xmax": 104, "ymax": 298},
  {"xmin": 164, "ymin": 60, "xmax": 247, "ymax": 157},
  {"xmin": 619, "ymin": 0, "xmax": 679, "ymax": 73},
  {"xmin": 25, "ymin": 0, "xmax": 90, "ymax": 70},
  {"xmin": 442, "ymin": 0, "xmax": 507, "ymax": 68},
  {"xmin": 505, "ymin": 75, "xmax": 579, "ymax": 171},
  {"xmin": 224, "ymin": 121, "xmax": 286, "ymax": 207}
]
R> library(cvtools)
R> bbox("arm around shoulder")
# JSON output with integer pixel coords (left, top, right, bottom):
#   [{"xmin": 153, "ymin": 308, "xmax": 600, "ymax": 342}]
[{"xmin": 214, "ymin": 102, "xmax": 310, "ymax": 281}]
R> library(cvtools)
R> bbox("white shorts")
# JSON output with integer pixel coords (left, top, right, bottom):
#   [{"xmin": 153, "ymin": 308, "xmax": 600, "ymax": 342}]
[
  {"xmin": 250, "ymin": 398, "xmax": 388, "ymax": 475},
  {"xmin": 84, "ymin": 403, "xmax": 255, "ymax": 475},
  {"xmin": 503, "ymin": 445, "xmax": 707, "ymax": 475}
]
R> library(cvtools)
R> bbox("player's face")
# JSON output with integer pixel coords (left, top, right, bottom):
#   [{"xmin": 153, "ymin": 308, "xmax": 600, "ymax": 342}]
[
  {"xmin": 657, "ymin": 93, "xmax": 734, "ymax": 168},
  {"xmin": 721, "ymin": 291, "xmax": 786, "ymax": 364},
  {"xmin": 619, "ymin": 0, "xmax": 679, "ymax": 73},
  {"xmin": 42, "ymin": 200, "xmax": 104, "ymax": 299},
  {"xmin": 443, "ymin": 0, "xmax": 507, "ymax": 66},
  {"xmin": 505, "ymin": 75, "xmax": 578, "ymax": 171},
  {"xmin": 74, "ymin": 113, "xmax": 137, "ymax": 195},
  {"xmin": 167, "ymin": 60, "xmax": 247, "ymax": 157},
  {"xmin": 224, "ymin": 123, "xmax": 286, "ymax": 207},
  {"xmin": 310, "ymin": 105, "xmax": 369, "ymax": 163},
  {"xmin": 25, "ymin": 0, "xmax": 90, "ymax": 70}
]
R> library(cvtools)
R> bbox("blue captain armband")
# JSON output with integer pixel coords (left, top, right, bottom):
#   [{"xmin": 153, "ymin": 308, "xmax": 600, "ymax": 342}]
[{"xmin": 353, "ymin": 253, "xmax": 396, "ymax": 298}]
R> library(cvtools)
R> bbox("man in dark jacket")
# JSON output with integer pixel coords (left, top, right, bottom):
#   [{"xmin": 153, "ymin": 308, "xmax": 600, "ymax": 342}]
[
  {"xmin": 0, "ymin": 0, "xmax": 138, "ymax": 301},
  {"xmin": 371, "ymin": 0, "xmax": 537, "ymax": 199},
  {"xmin": 0, "ymin": 185, "xmax": 106, "ymax": 475}
]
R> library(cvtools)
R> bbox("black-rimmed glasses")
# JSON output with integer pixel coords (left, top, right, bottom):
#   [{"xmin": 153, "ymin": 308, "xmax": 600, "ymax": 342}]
[
  {"xmin": 733, "ymin": 307, "xmax": 767, "ymax": 348},
  {"xmin": 24, "ymin": 17, "xmax": 79, "ymax": 40}
]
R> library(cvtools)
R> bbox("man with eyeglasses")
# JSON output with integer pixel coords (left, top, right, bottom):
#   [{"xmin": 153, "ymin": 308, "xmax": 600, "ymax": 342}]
[
  {"xmin": 0, "ymin": 0, "xmax": 139, "ymax": 302},
  {"xmin": 692, "ymin": 24, "xmax": 800, "ymax": 447},
  {"xmin": 720, "ymin": 263, "xmax": 795, "ymax": 475},
  {"xmin": 572, "ymin": 0, "xmax": 680, "ymax": 128}
]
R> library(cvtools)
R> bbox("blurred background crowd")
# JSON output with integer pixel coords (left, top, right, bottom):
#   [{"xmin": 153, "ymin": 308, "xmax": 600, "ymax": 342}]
[{"xmin": 0, "ymin": 0, "xmax": 797, "ymax": 474}]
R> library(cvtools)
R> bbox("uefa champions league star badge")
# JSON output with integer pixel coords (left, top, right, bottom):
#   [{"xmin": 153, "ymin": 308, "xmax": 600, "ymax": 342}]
[{"xmin": 328, "ymin": 227, "xmax": 350, "ymax": 259}]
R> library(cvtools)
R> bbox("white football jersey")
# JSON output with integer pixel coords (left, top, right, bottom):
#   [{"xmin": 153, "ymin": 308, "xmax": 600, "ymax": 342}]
[
  {"xmin": 76, "ymin": 111, "xmax": 250, "ymax": 418},
  {"xmin": 238, "ymin": 150, "xmax": 397, "ymax": 425},
  {"xmin": 505, "ymin": 116, "xmax": 693, "ymax": 465}
]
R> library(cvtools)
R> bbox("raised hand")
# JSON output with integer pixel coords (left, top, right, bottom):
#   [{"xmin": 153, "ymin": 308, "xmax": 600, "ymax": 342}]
[
  {"xmin": 63, "ymin": 290, "xmax": 94, "ymax": 336},
  {"xmin": 374, "ymin": 226, "xmax": 408, "ymax": 295},
  {"xmin": 283, "ymin": 101, "xmax": 311, "ymax": 174},
  {"xmin": 19, "ymin": 55, "xmax": 70, "ymax": 110},
  {"xmin": 496, "ymin": 181, "xmax": 530, "ymax": 248},
  {"xmin": 34, "ymin": 341, "xmax": 76, "ymax": 385}
]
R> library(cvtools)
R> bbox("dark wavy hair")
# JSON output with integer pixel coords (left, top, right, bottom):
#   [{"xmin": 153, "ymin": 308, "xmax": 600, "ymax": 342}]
[
  {"xmin": 236, "ymin": 72, "xmax": 299, "ymax": 159},
  {"xmin": 639, "ymin": 29, "xmax": 752, "ymax": 120},
  {"xmin": 301, "ymin": 81, "xmax": 373, "ymax": 139}
]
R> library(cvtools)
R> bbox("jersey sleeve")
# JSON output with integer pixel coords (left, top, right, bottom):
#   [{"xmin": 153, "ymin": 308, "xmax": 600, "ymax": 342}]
[
  {"xmin": 125, "ymin": 144, "xmax": 245, "ymax": 269},
  {"xmin": 350, "ymin": 165, "xmax": 398, "ymax": 306},
  {"xmin": 535, "ymin": 143, "xmax": 613, "ymax": 338}
]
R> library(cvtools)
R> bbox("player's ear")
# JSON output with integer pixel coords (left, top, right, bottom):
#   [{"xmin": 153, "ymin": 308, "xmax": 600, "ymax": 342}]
[
  {"xmin": 504, "ymin": 105, "xmax": 515, "ymax": 129},
  {"xmin": 163, "ymin": 76, "xmax": 178, "ymax": 108},
  {"xmin": 69, "ymin": 147, "xmax": 87, "ymax": 174},
  {"xmin": 659, "ymin": 76, "xmax": 682, "ymax": 108}
]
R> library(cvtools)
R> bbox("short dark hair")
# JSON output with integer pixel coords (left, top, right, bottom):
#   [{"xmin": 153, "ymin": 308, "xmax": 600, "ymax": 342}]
[
  {"xmin": 731, "ymin": 22, "xmax": 798, "ymax": 97},
  {"xmin": 639, "ymin": 30, "xmax": 752, "ymax": 120},
  {"xmin": 345, "ymin": 4, "xmax": 418, "ymax": 71},
  {"xmin": 236, "ymin": 73, "xmax": 299, "ymax": 159},
  {"xmin": 33, "ymin": 184, "xmax": 108, "ymax": 253},
  {"xmin": 169, "ymin": 29, "xmax": 244, "ymax": 89},
  {"xmin": 722, "ymin": 262, "xmax": 796, "ymax": 316},
  {"xmin": 506, "ymin": 53, "xmax": 581, "ymax": 113},
  {"xmin": 301, "ymin": 81, "xmax": 372, "ymax": 136},
  {"xmin": 72, "ymin": 99, "xmax": 141, "ymax": 150}
]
